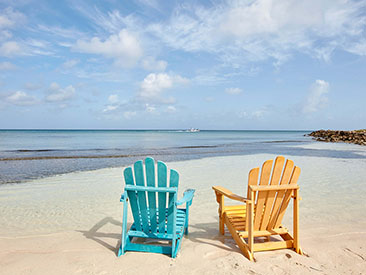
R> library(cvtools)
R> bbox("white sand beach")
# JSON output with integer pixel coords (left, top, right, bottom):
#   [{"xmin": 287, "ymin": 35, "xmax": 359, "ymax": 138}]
[{"xmin": 1, "ymin": 152, "xmax": 366, "ymax": 274}]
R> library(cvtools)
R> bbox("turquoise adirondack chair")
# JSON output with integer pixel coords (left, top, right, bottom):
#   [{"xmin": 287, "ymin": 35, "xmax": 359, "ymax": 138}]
[{"xmin": 118, "ymin": 157, "xmax": 195, "ymax": 258}]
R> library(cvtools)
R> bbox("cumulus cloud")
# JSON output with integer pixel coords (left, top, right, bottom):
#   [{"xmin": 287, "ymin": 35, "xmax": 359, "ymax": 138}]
[
  {"xmin": 74, "ymin": 29, "xmax": 143, "ymax": 67},
  {"xmin": 45, "ymin": 82, "xmax": 75, "ymax": 102},
  {"xmin": 102, "ymin": 94, "xmax": 120, "ymax": 113},
  {"xmin": 102, "ymin": 94, "xmax": 131, "ymax": 114},
  {"xmin": 302, "ymin": 80, "xmax": 330, "ymax": 113},
  {"xmin": 138, "ymin": 73, "xmax": 188, "ymax": 102},
  {"xmin": 139, "ymin": 73, "xmax": 173, "ymax": 98},
  {"xmin": 5, "ymin": 91, "xmax": 38, "ymax": 106},
  {"xmin": 225, "ymin": 87, "xmax": 242, "ymax": 95},
  {"xmin": 102, "ymin": 73, "xmax": 187, "ymax": 117}
]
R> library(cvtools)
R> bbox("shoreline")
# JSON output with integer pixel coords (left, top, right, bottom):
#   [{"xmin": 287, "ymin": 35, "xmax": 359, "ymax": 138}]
[{"xmin": 3, "ymin": 137, "xmax": 366, "ymax": 185}]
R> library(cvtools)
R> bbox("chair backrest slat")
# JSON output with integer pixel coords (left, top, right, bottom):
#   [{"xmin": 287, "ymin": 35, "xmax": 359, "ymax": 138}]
[
  {"xmin": 157, "ymin": 161, "xmax": 168, "ymax": 233},
  {"xmin": 260, "ymin": 156, "xmax": 285, "ymax": 230},
  {"xmin": 253, "ymin": 159, "xmax": 273, "ymax": 230},
  {"xmin": 145, "ymin": 157, "xmax": 157, "ymax": 233},
  {"xmin": 246, "ymin": 167, "xmax": 259, "ymax": 231},
  {"xmin": 167, "ymin": 169, "xmax": 179, "ymax": 234},
  {"xmin": 273, "ymin": 166, "xmax": 301, "ymax": 228},
  {"xmin": 124, "ymin": 167, "xmax": 142, "ymax": 231},
  {"xmin": 124, "ymin": 158, "xmax": 180, "ymax": 234},
  {"xmin": 134, "ymin": 160, "xmax": 150, "ymax": 233},
  {"xmin": 248, "ymin": 156, "xmax": 301, "ymax": 231},
  {"xmin": 267, "ymin": 159, "xmax": 294, "ymax": 229}
]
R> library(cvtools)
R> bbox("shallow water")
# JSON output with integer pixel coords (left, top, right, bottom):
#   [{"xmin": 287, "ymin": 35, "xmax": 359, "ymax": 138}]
[
  {"xmin": 0, "ymin": 150, "xmax": 365, "ymax": 237},
  {"xmin": 2, "ymin": 130, "xmax": 366, "ymax": 185},
  {"xmin": 0, "ymin": 131, "xmax": 365, "ymax": 236},
  {"xmin": 1, "ymin": 130, "xmax": 314, "ymax": 184}
]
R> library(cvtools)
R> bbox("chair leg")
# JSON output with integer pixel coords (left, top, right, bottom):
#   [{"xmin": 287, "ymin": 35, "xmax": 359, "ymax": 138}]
[
  {"xmin": 218, "ymin": 195, "xmax": 225, "ymax": 235},
  {"xmin": 219, "ymin": 216, "xmax": 225, "ymax": 235},
  {"xmin": 293, "ymin": 189, "xmax": 300, "ymax": 254},
  {"xmin": 224, "ymin": 215, "xmax": 254, "ymax": 261},
  {"xmin": 118, "ymin": 244, "xmax": 125, "ymax": 256},
  {"xmin": 173, "ymin": 237, "xmax": 183, "ymax": 258},
  {"xmin": 185, "ymin": 205, "xmax": 189, "ymax": 235},
  {"xmin": 118, "ymin": 199, "xmax": 128, "ymax": 257}
]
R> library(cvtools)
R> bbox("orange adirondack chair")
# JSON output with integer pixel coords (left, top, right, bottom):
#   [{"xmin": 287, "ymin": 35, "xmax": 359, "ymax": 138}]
[{"xmin": 212, "ymin": 156, "xmax": 303, "ymax": 261}]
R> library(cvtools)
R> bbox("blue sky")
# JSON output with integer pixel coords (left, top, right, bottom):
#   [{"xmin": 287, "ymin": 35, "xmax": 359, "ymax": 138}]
[{"xmin": 0, "ymin": 0, "xmax": 365, "ymax": 130}]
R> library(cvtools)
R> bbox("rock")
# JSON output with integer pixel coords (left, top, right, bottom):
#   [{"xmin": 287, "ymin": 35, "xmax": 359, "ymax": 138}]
[{"xmin": 308, "ymin": 130, "xmax": 366, "ymax": 146}]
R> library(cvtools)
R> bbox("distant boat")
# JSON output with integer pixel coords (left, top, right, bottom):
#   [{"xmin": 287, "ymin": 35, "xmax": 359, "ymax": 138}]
[{"xmin": 186, "ymin": 128, "xmax": 200, "ymax": 132}]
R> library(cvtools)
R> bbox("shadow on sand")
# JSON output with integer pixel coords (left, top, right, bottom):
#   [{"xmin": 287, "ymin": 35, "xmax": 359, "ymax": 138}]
[
  {"xmin": 78, "ymin": 216, "xmax": 239, "ymax": 256},
  {"xmin": 77, "ymin": 217, "xmax": 124, "ymax": 256}
]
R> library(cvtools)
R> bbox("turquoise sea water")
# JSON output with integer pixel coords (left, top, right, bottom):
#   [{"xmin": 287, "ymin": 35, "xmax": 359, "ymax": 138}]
[{"xmin": 0, "ymin": 129, "xmax": 363, "ymax": 184}]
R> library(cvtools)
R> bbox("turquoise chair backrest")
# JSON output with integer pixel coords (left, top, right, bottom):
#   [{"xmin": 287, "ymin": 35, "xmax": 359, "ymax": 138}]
[{"xmin": 124, "ymin": 157, "xmax": 179, "ymax": 234}]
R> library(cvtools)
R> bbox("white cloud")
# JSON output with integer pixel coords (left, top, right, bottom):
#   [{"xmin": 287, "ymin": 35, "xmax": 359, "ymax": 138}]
[
  {"xmin": 0, "ymin": 29, "xmax": 12, "ymax": 41},
  {"xmin": 5, "ymin": 91, "xmax": 38, "ymax": 106},
  {"xmin": 142, "ymin": 57, "xmax": 167, "ymax": 71},
  {"xmin": 36, "ymin": 24, "xmax": 86, "ymax": 40},
  {"xmin": 145, "ymin": 103, "xmax": 157, "ymax": 113},
  {"xmin": 148, "ymin": 0, "xmax": 366, "ymax": 66},
  {"xmin": 103, "ymin": 105, "xmax": 118, "ymax": 113},
  {"xmin": 102, "ymin": 95, "xmax": 129, "ymax": 113},
  {"xmin": 166, "ymin": 105, "xmax": 176, "ymax": 113},
  {"xmin": 237, "ymin": 111, "xmax": 248, "ymax": 118},
  {"xmin": 0, "ymin": 39, "xmax": 54, "ymax": 57},
  {"xmin": 237, "ymin": 107, "xmax": 270, "ymax": 119},
  {"xmin": 74, "ymin": 29, "xmax": 143, "ymax": 67},
  {"xmin": 0, "ymin": 41, "xmax": 22, "ymax": 56},
  {"xmin": 46, "ymin": 83, "xmax": 75, "ymax": 102},
  {"xmin": 71, "ymin": 4, "xmax": 138, "ymax": 34},
  {"xmin": 302, "ymin": 80, "xmax": 330, "ymax": 113},
  {"xmin": 0, "ymin": 61, "xmax": 16, "ymax": 70},
  {"xmin": 108, "ymin": 94, "xmax": 119, "ymax": 103},
  {"xmin": 137, "ymin": 73, "xmax": 188, "ymax": 105},
  {"xmin": 346, "ymin": 40, "xmax": 366, "ymax": 56},
  {"xmin": 62, "ymin": 59, "xmax": 80, "ymax": 69},
  {"xmin": 225, "ymin": 87, "xmax": 242, "ymax": 95},
  {"xmin": 251, "ymin": 110, "xmax": 266, "ymax": 119},
  {"xmin": 0, "ymin": 7, "xmax": 25, "ymax": 29},
  {"xmin": 139, "ymin": 73, "xmax": 173, "ymax": 99}
]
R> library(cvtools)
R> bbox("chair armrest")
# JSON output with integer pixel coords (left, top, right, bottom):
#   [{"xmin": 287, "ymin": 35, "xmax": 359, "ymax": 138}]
[
  {"xmin": 120, "ymin": 191, "xmax": 128, "ymax": 202},
  {"xmin": 176, "ymin": 189, "xmax": 195, "ymax": 206},
  {"xmin": 212, "ymin": 186, "xmax": 252, "ymax": 204}
]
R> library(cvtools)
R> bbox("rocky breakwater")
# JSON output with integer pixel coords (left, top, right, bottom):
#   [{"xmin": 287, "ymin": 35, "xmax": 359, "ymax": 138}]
[{"xmin": 308, "ymin": 130, "xmax": 366, "ymax": 146}]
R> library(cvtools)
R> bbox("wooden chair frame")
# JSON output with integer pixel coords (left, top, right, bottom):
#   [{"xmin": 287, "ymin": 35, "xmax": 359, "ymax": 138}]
[
  {"xmin": 118, "ymin": 157, "xmax": 195, "ymax": 258},
  {"xmin": 213, "ymin": 156, "xmax": 303, "ymax": 261}
]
